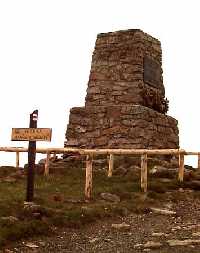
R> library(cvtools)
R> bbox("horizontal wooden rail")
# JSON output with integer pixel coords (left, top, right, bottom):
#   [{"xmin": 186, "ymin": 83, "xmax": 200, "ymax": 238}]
[
  {"xmin": 2, "ymin": 146, "xmax": 200, "ymax": 156},
  {"xmin": 184, "ymin": 152, "xmax": 200, "ymax": 156},
  {"xmin": 0, "ymin": 147, "xmax": 187, "ymax": 155},
  {"xmin": 0, "ymin": 147, "xmax": 28, "ymax": 152},
  {"xmin": 1, "ymin": 147, "xmax": 200, "ymax": 156},
  {"xmin": 48, "ymin": 148, "xmax": 183, "ymax": 155}
]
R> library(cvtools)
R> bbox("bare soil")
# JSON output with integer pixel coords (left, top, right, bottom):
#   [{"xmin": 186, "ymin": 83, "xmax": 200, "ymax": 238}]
[{"xmin": 3, "ymin": 191, "xmax": 200, "ymax": 253}]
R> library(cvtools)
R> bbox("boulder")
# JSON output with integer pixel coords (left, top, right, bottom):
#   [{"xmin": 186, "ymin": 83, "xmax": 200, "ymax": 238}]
[{"xmin": 100, "ymin": 193, "xmax": 120, "ymax": 202}]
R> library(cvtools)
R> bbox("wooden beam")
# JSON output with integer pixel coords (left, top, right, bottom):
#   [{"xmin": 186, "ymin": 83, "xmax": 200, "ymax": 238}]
[
  {"xmin": 198, "ymin": 154, "xmax": 200, "ymax": 170},
  {"xmin": 178, "ymin": 153, "xmax": 185, "ymax": 182},
  {"xmin": 85, "ymin": 155, "xmax": 93, "ymax": 200},
  {"xmin": 16, "ymin": 151, "xmax": 20, "ymax": 169},
  {"xmin": 44, "ymin": 152, "xmax": 51, "ymax": 176},
  {"xmin": 67, "ymin": 148, "xmax": 181, "ymax": 156},
  {"xmin": 53, "ymin": 152, "xmax": 57, "ymax": 160},
  {"xmin": 0, "ymin": 147, "xmax": 188, "ymax": 156},
  {"xmin": 184, "ymin": 152, "xmax": 200, "ymax": 156},
  {"xmin": 108, "ymin": 154, "xmax": 114, "ymax": 177},
  {"xmin": 0, "ymin": 147, "xmax": 28, "ymax": 152},
  {"xmin": 141, "ymin": 153, "xmax": 148, "ymax": 192},
  {"xmin": 1, "ymin": 146, "xmax": 200, "ymax": 157}
]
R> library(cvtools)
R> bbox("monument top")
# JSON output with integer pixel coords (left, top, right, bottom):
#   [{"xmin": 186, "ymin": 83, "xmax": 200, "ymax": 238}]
[
  {"xmin": 97, "ymin": 29, "xmax": 161, "ymax": 44},
  {"xmin": 86, "ymin": 29, "xmax": 168, "ymax": 113}
]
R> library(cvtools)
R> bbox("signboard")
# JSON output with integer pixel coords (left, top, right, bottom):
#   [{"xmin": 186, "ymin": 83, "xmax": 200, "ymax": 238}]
[
  {"xmin": 143, "ymin": 57, "xmax": 161, "ymax": 88},
  {"xmin": 11, "ymin": 128, "xmax": 52, "ymax": 141}
]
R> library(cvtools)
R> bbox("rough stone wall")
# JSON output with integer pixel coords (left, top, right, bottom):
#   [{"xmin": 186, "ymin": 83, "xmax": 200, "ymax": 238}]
[
  {"xmin": 66, "ymin": 105, "xmax": 178, "ymax": 149},
  {"xmin": 64, "ymin": 29, "xmax": 179, "ymax": 150},
  {"xmin": 86, "ymin": 29, "xmax": 166, "ymax": 113}
]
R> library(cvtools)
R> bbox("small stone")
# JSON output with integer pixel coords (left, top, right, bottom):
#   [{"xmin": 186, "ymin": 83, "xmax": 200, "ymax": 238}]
[
  {"xmin": 134, "ymin": 243, "xmax": 143, "ymax": 248},
  {"xmin": 111, "ymin": 222, "xmax": 130, "ymax": 231},
  {"xmin": 25, "ymin": 242, "xmax": 39, "ymax": 248},
  {"xmin": 104, "ymin": 238, "xmax": 112, "ymax": 242},
  {"xmin": 23, "ymin": 202, "xmax": 42, "ymax": 212},
  {"xmin": 81, "ymin": 206, "xmax": 93, "ymax": 213},
  {"xmin": 172, "ymin": 226, "xmax": 181, "ymax": 231},
  {"xmin": 150, "ymin": 207, "xmax": 176, "ymax": 215},
  {"xmin": 143, "ymin": 241, "xmax": 162, "ymax": 248},
  {"xmin": 152, "ymin": 232, "xmax": 165, "ymax": 237},
  {"xmin": 1, "ymin": 216, "xmax": 19, "ymax": 223},
  {"xmin": 192, "ymin": 232, "xmax": 200, "ymax": 237},
  {"xmin": 39, "ymin": 241, "xmax": 46, "ymax": 247},
  {"xmin": 100, "ymin": 193, "xmax": 120, "ymax": 202},
  {"xmin": 89, "ymin": 237, "xmax": 99, "ymax": 243},
  {"xmin": 164, "ymin": 202, "xmax": 173, "ymax": 209},
  {"xmin": 167, "ymin": 239, "xmax": 200, "ymax": 246}
]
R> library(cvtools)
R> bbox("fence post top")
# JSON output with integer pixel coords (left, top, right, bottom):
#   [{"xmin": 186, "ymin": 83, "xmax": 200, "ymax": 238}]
[{"xmin": 179, "ymin": 149, "xmax": 186, "ymax": 154}]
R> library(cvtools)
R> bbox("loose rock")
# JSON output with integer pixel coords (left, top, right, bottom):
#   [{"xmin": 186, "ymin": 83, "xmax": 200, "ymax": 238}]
[
  {"xmin": 111, "ymin": 222, "xmax": 130, "ymax": 231},
  {"xmin": 152, "ymin": 232, "xmax": 165, "ymax": 237},
  {"xmin": 167, "ymin": 239, "xmax": 200, "ymax": 246},
  {"xmin": 143, "ymin": 241, "xmax": 162, "ymax": 248},
  {"xmin": 100, "ymin": 193, "xmax": 120, "ymax": 202},
  {"xmin": 192, "ymin": 232, "xmax": 200, "ymax": 237},
  {"xmin": 1, "ymin": 216, "xmax": 19, "ymax": 223},
  {"xmin": 150, "ymin": 207, "xmax": 176, "ymax": 215},
  {"xmin": 25, "ymin": 242, "xmax": 39, "ymax": 248}
]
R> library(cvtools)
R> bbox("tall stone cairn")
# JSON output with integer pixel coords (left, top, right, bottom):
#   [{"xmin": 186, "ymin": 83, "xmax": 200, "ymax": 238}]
[{"xmin": 65, "ymin": 29, "xmax": 179, "ymax": 149}]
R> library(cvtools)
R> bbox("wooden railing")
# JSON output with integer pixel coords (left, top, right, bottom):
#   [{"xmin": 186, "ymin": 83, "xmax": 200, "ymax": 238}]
[{"xmin": 0, "ymin": 147, "xmax": 200, "ymax": 199}]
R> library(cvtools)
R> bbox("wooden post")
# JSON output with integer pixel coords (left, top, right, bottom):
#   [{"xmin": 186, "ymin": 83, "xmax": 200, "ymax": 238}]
[
  {"xmin": 44, "ymin": 152, "xmax": 51, "ymax": 176},
  {"xmin": 16, "ymin": 151, "xmax": 20, "ymax": 169},
  {"xmin": 53, "ymin": 152, "xmax": 57, "ymax": 160},
  {"xmin": 178, "ymin": 153, "xmax": 184, "ymax": 182},
  {"xmin": 198, "ymin": 154, "xmax": 200, "ymax": 170},
  {"xmin": 108, "ymin": 154, "xmax": 114, "ymax": 177},
  {"xmin": 141, "ymin": 153, "xmax": 148, "ymax": 192},
  {"xmin": 85, "ymin": 155, "xmax": 93, "ymax": 200},
  {"xmin": 26, "ymin": 110, "xmax": 38, "ymax": 202}
]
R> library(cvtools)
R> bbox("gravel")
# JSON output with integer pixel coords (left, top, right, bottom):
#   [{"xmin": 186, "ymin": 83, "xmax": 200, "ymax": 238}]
[{"xmin": 3, "ymin": 195, "xmax": 200, "ymax": 253}]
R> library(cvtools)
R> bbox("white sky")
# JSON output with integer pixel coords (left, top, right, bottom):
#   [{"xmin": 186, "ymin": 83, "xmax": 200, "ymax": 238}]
[{"xmin": 0, "ymin": 0, "xmax": 200, "ymax": 167}]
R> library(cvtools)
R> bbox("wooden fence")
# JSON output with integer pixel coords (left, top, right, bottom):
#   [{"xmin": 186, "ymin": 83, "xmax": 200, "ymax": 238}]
[{"xmin": 0, "ymin": 147, "xmax": 200, "ymax": 199}]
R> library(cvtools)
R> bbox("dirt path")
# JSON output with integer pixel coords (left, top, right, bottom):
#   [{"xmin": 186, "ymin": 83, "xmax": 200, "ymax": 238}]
[{"xmin": 4, "ymin": 195, "xmax": 200, "ymax": 253}]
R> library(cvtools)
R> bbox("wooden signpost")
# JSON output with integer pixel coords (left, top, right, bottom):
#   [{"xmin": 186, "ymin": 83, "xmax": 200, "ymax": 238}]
[
  {"xmin": 11, "ymin": 110, "xmax": 52, "ymax": 202},
  {"xmin": 11, "ymin": 128, "xmax": 52, "ymax": 141}
]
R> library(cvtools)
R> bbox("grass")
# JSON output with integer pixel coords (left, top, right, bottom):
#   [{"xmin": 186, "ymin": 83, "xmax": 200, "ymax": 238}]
[
  {"xmin": 0, "ymin": 161, "xmax": 199, "ymax": 248},
  {"xmin": 0, "ymin": 165, "xmax": 140, "ymax": 247}
]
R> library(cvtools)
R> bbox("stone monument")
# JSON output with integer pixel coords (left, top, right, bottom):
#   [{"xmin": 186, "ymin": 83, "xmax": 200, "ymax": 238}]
[{"xmin": 64, "ymin": 29, "xmax": 179, "ymax": 150}]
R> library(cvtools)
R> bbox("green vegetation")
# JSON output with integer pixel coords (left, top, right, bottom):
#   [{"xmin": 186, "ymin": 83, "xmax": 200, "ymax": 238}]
[{"xmin": 0, "ymin": 162, "xmax": 199, "ymax": 248}]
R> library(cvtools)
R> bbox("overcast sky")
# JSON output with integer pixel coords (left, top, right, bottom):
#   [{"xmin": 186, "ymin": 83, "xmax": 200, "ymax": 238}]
[{"xmin": 0, "ymin": 0, "xmax": 199, "ymax": 166}]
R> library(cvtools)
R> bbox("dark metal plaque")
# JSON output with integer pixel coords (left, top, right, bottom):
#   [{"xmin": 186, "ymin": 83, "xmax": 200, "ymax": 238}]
[{"xmin": 143, "ymin": 57, "xmax": 161, "ymax": 88}]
